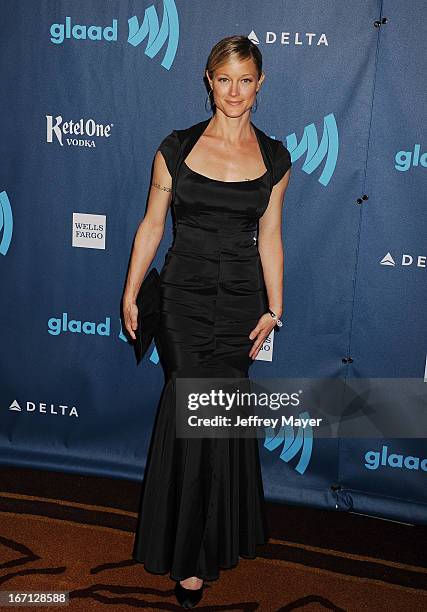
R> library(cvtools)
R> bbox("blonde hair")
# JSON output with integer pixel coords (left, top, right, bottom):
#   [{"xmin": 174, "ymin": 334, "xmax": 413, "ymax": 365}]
[{"xmin": 206, "ymin": 35, "xmax": 263, "ymax": 80}]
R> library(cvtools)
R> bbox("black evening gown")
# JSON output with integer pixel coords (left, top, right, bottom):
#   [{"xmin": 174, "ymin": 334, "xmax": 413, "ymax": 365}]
[{"xmin": 133, "ymin": 121, "xmax": 292, "ymax": 582}]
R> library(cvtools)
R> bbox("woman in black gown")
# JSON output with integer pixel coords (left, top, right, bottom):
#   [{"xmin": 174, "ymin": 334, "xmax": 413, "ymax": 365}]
[{"xmin": 123, "ymin": 35, "xmax": 292, "ymax": 608}]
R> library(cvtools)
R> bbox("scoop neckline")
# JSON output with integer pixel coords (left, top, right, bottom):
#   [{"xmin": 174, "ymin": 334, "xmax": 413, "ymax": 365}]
[
  {"xmin": 182, "ymin": 160, "xmax": 268, "ymax": 183},
  {"xmin": 182, "ymin": 118, "xmax": 269, "ymax": 184}
]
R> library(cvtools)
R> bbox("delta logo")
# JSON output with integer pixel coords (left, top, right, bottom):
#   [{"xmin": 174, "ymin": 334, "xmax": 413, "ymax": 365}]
[
  {"xmin": 380, "ymin": 252, "xmax": 426, "ymax": 269},
  {"xmin": 248, "ymin": 29, "xmax": 329, "ymax": 47}
]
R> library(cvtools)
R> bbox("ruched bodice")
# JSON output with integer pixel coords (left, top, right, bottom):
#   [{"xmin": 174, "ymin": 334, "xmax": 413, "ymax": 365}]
[
  {"xmin": 158, "ymin": 158, "xmax": 273, "ymax": 373},
  {"xmin": 168, "ymin": 161, "xmax": 270, "ymax": 255}
]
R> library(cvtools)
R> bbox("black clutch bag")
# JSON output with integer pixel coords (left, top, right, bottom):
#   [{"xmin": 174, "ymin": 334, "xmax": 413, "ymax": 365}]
[{"xmin": 134, "ymin": 267, "xmax": 161, "ymax": 364}]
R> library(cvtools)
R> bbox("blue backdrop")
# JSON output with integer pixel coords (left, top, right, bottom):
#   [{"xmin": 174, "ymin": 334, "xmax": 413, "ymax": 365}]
[{"xmin": 0, "ymin": 0, "xmax": 426, "ymax": 524}]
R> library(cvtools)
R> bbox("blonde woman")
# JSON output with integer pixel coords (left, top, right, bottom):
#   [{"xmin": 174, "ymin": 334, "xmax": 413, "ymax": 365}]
[{"xmin": 123, "ymin": 35, "xmax": 292, "ymax": 608}]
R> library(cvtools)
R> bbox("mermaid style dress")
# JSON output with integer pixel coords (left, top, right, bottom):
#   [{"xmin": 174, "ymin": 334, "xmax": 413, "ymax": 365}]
[{"xmin": 133, "ymin": 119, "xmax": 292, "ymax": 581}]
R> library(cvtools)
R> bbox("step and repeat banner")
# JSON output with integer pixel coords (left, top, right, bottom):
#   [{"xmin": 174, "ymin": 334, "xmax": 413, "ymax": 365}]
[{"xmin": 1, "ymin": 1, "xmax": 426, "ymax": 523}]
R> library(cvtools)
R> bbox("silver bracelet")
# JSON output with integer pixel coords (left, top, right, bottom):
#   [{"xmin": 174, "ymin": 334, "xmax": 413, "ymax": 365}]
[{"xmin": 268, "ymin": 308, "xmax": 283, "ymax": 327}]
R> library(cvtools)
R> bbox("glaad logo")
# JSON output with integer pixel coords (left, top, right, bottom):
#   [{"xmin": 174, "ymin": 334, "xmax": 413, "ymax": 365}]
[
  {"xmin": 279, "ymin": 113, "xmax": 338, "ymax": 187},
  {"xmin": 50, "ymin": 17, "xmax": 117, "ymax": 44},
  {"xmin": 380, "ymin": 252, "xmax": 426, "ymax": 269},
  {"xmin": 0, "ymin": 191, "xmax": 13, "ymax": 256},
  {"xmin": 365, "ymin": 445, "xmax": 427, "ymax": 472},
  {"xmin": 44, "ymin": 315, "xmax": 161, "ymax": 364},
  {"xmin": 263, "ymin": 410, "xmax": 313, "ymax": 474},
  {"xmin": 248, "ymin": 29, "xmax": 328, "ymax": 47},
  {"xmin": 49, "ymin": 1, "xmax": 179, "ymax": 69},
  {"xmin": 128, "ymin": 0, "xmax": 179, "ymax": 70},
  {"xmin": 46, "ymin": 115, "xmax": 113, "ymax": 148},
  {"xmin": 9, "ymin": 399, "xmax": 78, "ymax": 418},
  {"xmin": 395, "ymin": 144, "xmax": 426, "ymax": 172},
  {"xmin": 48, "ymin": 314, "xmax": 111, "ymax": 336}
]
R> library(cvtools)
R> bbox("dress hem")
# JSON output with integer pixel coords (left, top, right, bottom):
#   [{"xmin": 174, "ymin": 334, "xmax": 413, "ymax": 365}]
[{"xmin": 132, "ymin": 538, "xmax": 270, "ymax": 582}]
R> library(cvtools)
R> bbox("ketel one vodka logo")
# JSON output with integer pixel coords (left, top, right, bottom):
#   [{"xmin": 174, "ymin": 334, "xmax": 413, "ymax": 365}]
[
  {"xmin": 49, "ymin": 1, "xmax": 179, "ymax": 70},
  {"xmin": 46, "ymin": 115, "xmax": 113, "ymax": 148}
]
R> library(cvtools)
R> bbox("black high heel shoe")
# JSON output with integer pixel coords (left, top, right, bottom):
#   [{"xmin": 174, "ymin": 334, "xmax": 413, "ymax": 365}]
[{"xmin": 174, "ymin": 579, "xmax": 204, "ymax": 608}]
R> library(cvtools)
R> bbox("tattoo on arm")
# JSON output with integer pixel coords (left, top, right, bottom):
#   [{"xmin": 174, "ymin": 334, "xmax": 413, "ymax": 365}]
[{"xmin": 152, "ymin": 181, "xmax": 172, "ymax": 192}]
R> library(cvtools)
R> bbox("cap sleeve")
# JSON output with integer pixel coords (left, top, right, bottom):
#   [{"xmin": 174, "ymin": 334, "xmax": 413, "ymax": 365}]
[
  {"xmin": 156, "ymin": 130, "xmax": 180, "ymax": 177},
  {"xmin": 272, "ymin": 140, "xmax": 292, "ymax": 185}
]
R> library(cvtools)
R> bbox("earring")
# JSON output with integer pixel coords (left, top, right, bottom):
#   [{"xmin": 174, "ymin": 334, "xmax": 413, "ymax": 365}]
[
  {"xmin": 205, "ymin": 88, "xmax": 215, "ymax": 113},
  {"xmin": 251, "ymin": 92, "xmax": 258, "ymax": 113}
]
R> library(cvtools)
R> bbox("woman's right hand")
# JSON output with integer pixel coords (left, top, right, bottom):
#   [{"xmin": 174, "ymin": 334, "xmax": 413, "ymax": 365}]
[
  {"xmin": 122, "ymin": 146, "xmax": 172, "ymax": 342},
  {"xmin": 123, "ymin": 297, "xmax": 139, "ymax": 341}
]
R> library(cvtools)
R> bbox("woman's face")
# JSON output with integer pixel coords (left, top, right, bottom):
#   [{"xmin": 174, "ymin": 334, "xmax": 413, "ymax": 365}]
[{"xmin": 206, "ymin": 56, "xmax": 264, "ymax": 117}]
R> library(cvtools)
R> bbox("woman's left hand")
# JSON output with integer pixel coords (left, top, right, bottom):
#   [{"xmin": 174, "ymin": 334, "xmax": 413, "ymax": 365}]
[{"xmin": 248, "ymin": 313, "xmax": 277, "ymax": 360}]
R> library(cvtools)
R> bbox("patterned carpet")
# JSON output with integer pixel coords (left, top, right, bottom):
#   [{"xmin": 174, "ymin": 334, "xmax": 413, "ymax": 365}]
[{"xmin": 0, "ymin": 468, "xmax": 426, "ymax": 611}]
